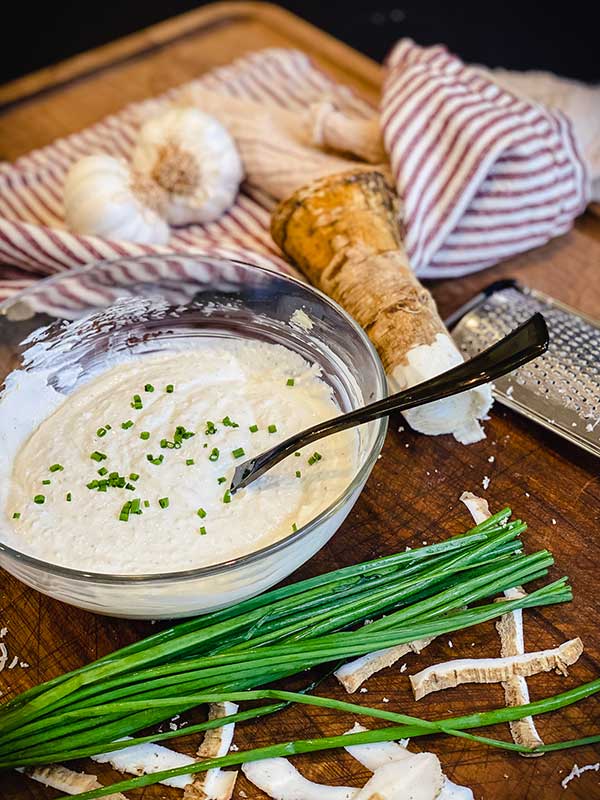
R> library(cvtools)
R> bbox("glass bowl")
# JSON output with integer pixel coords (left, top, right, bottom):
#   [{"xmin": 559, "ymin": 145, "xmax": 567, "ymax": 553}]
[{"xmin": 0, "ymin": 256, "xmax": 387, "ymax": 619}]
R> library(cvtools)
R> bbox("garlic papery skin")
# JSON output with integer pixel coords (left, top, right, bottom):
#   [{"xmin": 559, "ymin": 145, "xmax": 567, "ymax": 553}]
[
  {"xmin": 132, "ymin": 108, "xmax": 244, "ymax": 225},
  {"xmin": 64, "ymin": 155, "xmax": 170, "ymax": 244}
]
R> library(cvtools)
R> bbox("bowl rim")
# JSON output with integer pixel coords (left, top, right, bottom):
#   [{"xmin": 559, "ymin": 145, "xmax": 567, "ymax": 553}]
[{"xmin": 0, "ymin": 254, "xmax": 388, "ymax": 585}]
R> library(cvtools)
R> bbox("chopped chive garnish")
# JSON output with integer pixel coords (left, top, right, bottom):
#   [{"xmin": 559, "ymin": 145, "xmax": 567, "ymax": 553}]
[
  {"xmin": 197, "ymin": 507, "xmax": 207, "ymax": 519},
  {"xmin": 209, "ymin": 448, "xmax": 220, "ymax": 462},
  {"xmin": 249, "ymin": 424, "xmax": 259, "ymax": 433},
  {"xmin": 203, "ymin": 443, "xmax": 208, "ymax": 448},
  {"xmin": 98, "ymin": 467, "xmax": 108, "ymax": 476},
  {"xmin": 140, "ymin": 431, "xmax": 150, "ymax": 440},
  {"xmin": 96, "ymin": 427, "xmax": 107, "ymax": 437},
  {"xmin": 217, "ymin": 476, "xmax": 226, "ymax": 485},
  {"xmin": 292, "ymin": 522, "xmax": 298, "ymax": 532},
  {"xmin": 308, "ymin": 451, "xmax": 322, "ymax": 465},
  {"xmin": 143, "ymin": 500, "xmax": 150, "ymax": 508},
  {"xmin": 125, "ymin": 483, "xmax": 136, "ymax": 491},
  {"xmin": 295, "ymin": 470, "xmax": 301, "ymax": 478},
  {"xmin": 105, "ymin": 424, "xmax": 112, "ymax": 430},
  {"xmin": 294, "ymin": 451, "xmax": 301, "ymax": 457},
  {"xmin": 222, "ymin": 415, "xmax": 239, "ymax": 428},
  {"xmin": 159, "ymin": 426, "xmax": 196, "ymax": 451},
  {"xmin": 90, "ymin": 451, "xmax": 107, "ymax": 462},
  {"xmin": 66, "ymin": 493, "xmax": 72, "ymax": 502},
  {"xmin": 145, "ymin": 384, "xmax": 155, "ymax": 393},
  {"xmin": 130, "ymin": 498, "xmax": 142, "ymax": 515},
  {"xmin": 87, "ymin": 480, "xmax": 99, "ymax": 490},
  {"xmin": 98, "ymin": 483, "xmax": 107, "ymax": 493},
  {"xmin": 186, "ymin": 458, "xmax": 195, "ymax": 466},
  {"xmin": 147, "ymin": 454, "xmax": 164, "ymax": 466},
  {"xmin": 131, "ymin": 394, "xmax": 143, "ymax": 410},
  {"xmin": 223, "ymin": 490, "xmax": 231, "ymax": 504},
  {"xmin": 268, "ymin": 424, "xmax": 277, "ymax": 434},
  {"xmin": 12, "ymin": 512, "xmax": 20, "ymax": 520},
  {"xmin": 159, "ymin": 497, "xmax": 169, "ymax": 509},
  {"xmin": 199, "ymin": 526, "xmax": 207, "ymax": 535},
  {"xmin": 119, "ymin": 501, "xmax": 131, "ymax": 522},
  {"xmin": 205, "ymin": 421, "xmax": 217, "ymax": 435},
  {"xmin": 49, "ymin": 463, "xmax": 64, "ymax": 472},
  {"xmin": 129, "ymin": 473, "xmax": 139, "ymax": 481},
  {"xmin": 42, "ymin": 479, "xmax": 51, "ymax": 485},
  {"xmin": 232, "ymin": 447, "xmax": 245, "ymax": 459},
  {"xmin": 121, "ymin": 420, "xmax": 134, "ymax": 430},
  {"xmin": 286, "ymin": 378, "xmax": 295, "ymax": 386},
  {"xmin": 34, "ymin": 495, "xmax": 45, "ymax": 505},
  {"xmin": 166, "ymin": 384, "xmax": 174, "ymax": 393}
]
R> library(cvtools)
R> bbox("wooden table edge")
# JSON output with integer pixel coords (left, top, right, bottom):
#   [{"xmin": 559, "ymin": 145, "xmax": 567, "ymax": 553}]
[{"xmin": 0, "ymin": 1, "xmax": 383, "ymax": 110}]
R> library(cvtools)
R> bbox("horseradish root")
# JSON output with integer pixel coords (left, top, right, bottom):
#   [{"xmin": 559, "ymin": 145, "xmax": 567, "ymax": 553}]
[
  {"xmin": 271, "ymin": 170, "xmax": 493, "ymax": 443},
  {"xmin": 410, "ymin": 638, "xmax": 584, "ymax": 700},
  {"xmin": 180, "ymin": 86, "xmax": 385, "ymax": 199},
  {"xmin": 335, "ymin": 638, "xmax": 435, "ymax": 693}
]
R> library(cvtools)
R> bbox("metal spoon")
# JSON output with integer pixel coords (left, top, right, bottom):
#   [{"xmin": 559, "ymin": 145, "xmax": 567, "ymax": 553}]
[{"xmin": 230, "ymin": 313, "xmax": 549, "ymax": 493}]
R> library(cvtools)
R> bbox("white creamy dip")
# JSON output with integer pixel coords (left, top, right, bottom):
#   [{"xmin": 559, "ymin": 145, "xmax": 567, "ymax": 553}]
[{"xmin": 3, "ymin": 339, "xmax": 357, "ymax": 574}]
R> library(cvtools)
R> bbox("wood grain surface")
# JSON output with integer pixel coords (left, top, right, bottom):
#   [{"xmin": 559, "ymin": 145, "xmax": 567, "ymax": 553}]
[{"xmin": 1, "ymin": 4, "xmax": 599, "ymax": 799}]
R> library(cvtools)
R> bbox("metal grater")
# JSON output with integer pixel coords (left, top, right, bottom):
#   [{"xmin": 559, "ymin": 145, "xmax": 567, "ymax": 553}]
[{"xmin": 448, "ymin": 279, "xmax": 600, "ymax": 458}]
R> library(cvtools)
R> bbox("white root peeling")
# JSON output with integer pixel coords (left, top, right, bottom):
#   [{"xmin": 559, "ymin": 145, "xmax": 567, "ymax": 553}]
[
  {"xmin": 459, "ymin": 492, "xmax": 490, "ymax": 525},
  {"xmin": 460, "ymin": 491, "xmax": 545, "ymax": 754},
  {"xmin": 344, "ymin": 724, "xmax": 473, "ymax": 800},
  {"xmin": 19, "ymin": 764, "xmax": 127, "ymax": 799},
  {"xmin": 184, "ymin": 701, "xmax": 239, "ymax": 800},
  {"xmin": 93, "ymin": 704, "xmax": 239, "ymax": 798},
  {"xmin": 343, "ymin": 723, "xmax": 410, "ymax": 770},
  {"xmin": 561, "ymin": 761, "xmax": 600, "ymax": 789},
  {"xmin": 92, "ymin": 738, "xmax": 196, "ymax": 788},
  {"xmin": 353, "ymin": 754, "xmax": 444, "ymax": 800},
  {"xmin": 334, "ymin": 638, "xmax": 435, "ymax": 693},
  {"xmin": 496, "ymin": 589, "xmax": 544, "ymax": 755},
  {"xmin": 242, "ymin": 758, "xmax": 358, "ymax": 800},
  {"xmin": 410, "ymin": 638, "xmax": 584, "ymax": 700}
]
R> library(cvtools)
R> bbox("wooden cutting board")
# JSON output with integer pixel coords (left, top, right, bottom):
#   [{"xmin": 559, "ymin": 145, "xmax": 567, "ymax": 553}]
[{"xmin": 1, "ymin": 4, "xmax": 599, "ymax": 799}]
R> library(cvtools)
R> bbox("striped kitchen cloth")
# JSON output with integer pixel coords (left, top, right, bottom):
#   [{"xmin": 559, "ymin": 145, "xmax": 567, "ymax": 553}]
[{"xmin": 0, "ymin": 41, "xmax": 591, "ymax": 304}]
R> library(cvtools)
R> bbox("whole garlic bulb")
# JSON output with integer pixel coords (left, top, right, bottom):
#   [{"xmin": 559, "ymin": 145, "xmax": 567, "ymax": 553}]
[
  {"xmin": 64, "ymin": 154, "xmax": 170, "ymax": 245},
  {"xmin": 131, "ymin": 108, "xmax": 244, "ymax": 225}
]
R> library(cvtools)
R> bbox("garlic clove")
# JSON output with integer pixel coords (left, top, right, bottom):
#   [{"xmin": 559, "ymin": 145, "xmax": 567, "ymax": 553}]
[
  {"xmin": 132, "ymin": 108, "xmax": 243, "ymax": 226},
  {"xmin": 64, "ymin": 154, "xmax": 170, "ymax": 245}
]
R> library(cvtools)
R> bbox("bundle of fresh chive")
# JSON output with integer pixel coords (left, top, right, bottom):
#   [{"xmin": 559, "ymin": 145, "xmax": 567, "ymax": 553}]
[{"xmin": 0, "ymin": 508, "xmax": 582, "ymax": 792}]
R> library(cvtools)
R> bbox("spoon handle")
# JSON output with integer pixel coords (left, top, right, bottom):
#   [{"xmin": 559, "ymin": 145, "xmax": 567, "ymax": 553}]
[{"xmin": 231, "ymin": 313, "xmax": 548, "ymax": 491}]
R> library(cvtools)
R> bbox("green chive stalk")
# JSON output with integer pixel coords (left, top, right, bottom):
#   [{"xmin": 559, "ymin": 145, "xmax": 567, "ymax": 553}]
[
  {"xmin": 33, "ymin": 680, "xmax": 600, "ymax": 800},
  {"xmin": 1, "ymin": 510, "xmax": 511, "ymax": 718},
  {"xmin": 0, "ymin": 512, "xmax": 574, "ymax": 773}
]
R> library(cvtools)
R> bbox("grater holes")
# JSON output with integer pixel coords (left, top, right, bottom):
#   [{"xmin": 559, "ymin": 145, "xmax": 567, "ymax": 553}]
[{"xmin": 454, "ymin": 288, "xmax": 600, "ymax": 431}]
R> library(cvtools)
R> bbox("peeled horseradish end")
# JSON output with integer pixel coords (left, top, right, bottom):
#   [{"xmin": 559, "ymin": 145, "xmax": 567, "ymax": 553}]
[{"xmin": 271, "ymin": 169, "xmax": 493, "ymax": 444}]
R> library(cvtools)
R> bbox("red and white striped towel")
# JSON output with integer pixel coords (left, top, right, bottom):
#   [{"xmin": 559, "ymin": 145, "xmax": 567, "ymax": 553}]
[
  {"xmin": 382, "ymin": 41, "xmax": 589, "ymax": 277},
  {"xmin": 0, "ymin": 42, "xmax": 590, "ymax": 303}
]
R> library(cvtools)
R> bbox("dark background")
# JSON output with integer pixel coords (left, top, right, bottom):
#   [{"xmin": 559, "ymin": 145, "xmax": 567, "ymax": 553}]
[{"xmin": 2, "ymin": 1, "xmax": 598, "ymax": 84}]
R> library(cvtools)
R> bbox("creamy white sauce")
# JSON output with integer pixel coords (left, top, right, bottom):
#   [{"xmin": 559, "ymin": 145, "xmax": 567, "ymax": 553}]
[{"xmin": 3, "ymin": 339, "xmax": 357, "ymax": 574}]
